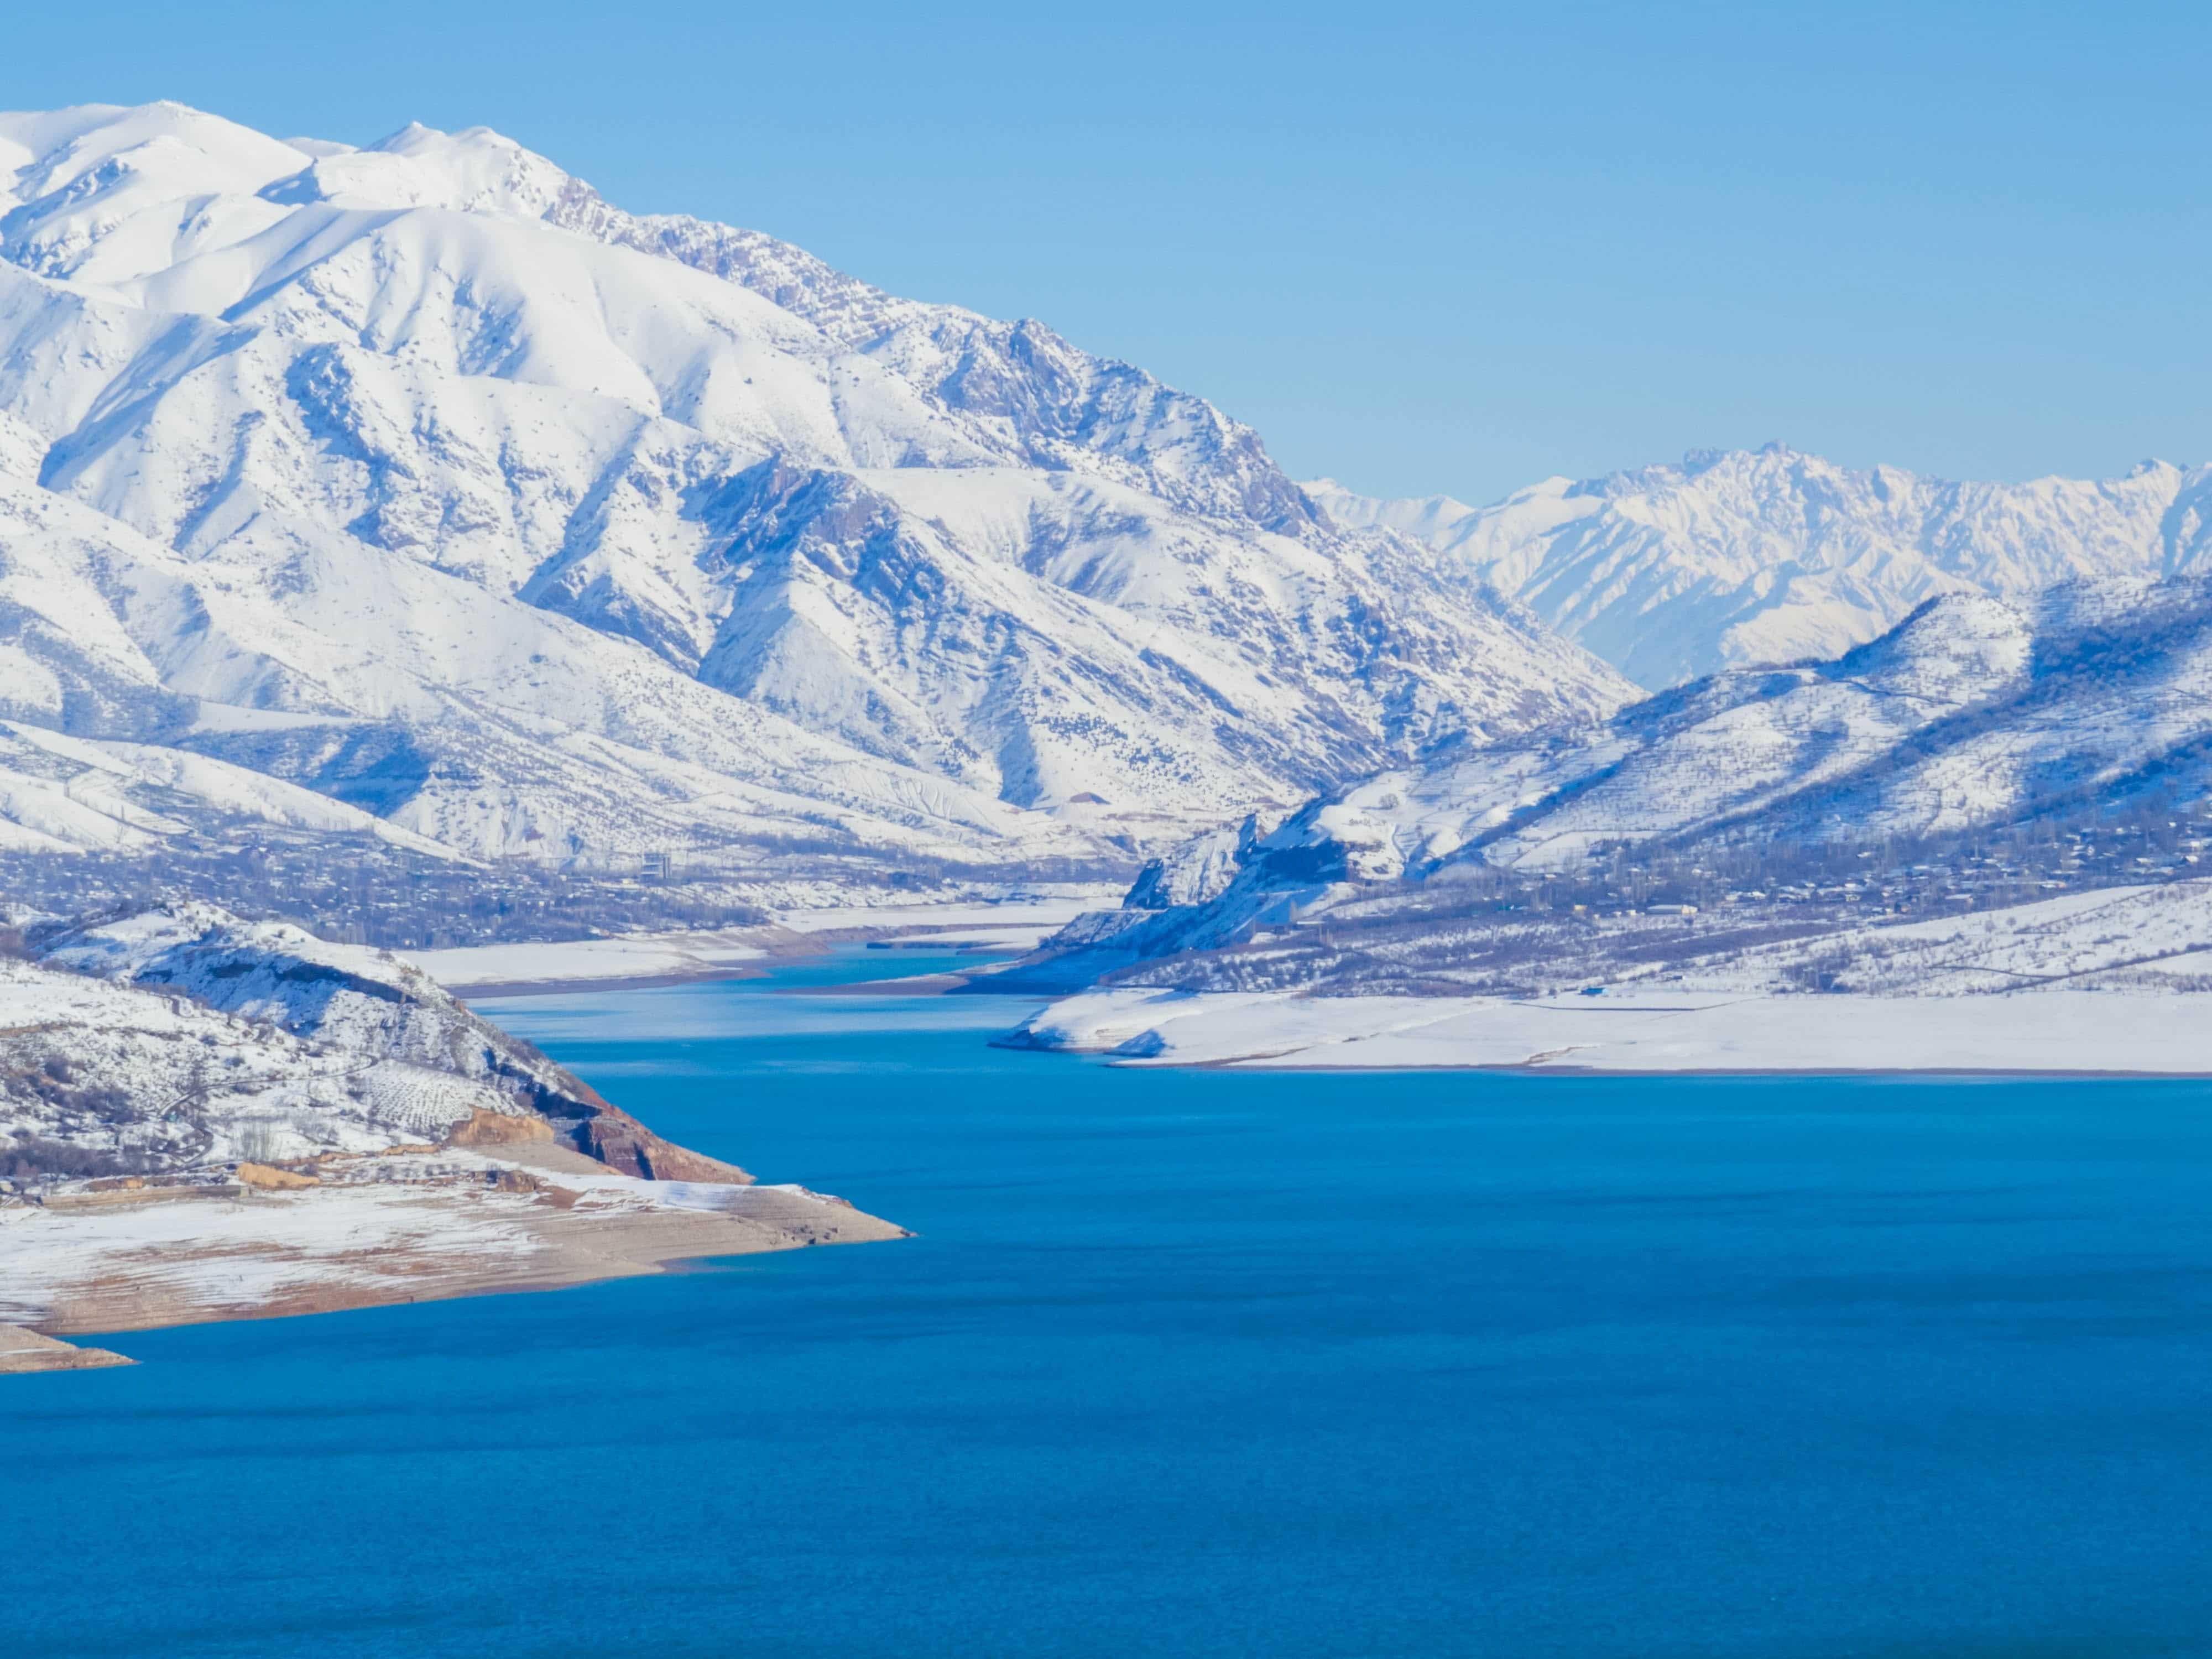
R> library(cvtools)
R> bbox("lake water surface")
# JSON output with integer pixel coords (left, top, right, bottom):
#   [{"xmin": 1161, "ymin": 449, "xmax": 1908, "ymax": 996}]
[{"xmin": 10, "ymin": 953, "xmax": 2212, "ymax": 1656}]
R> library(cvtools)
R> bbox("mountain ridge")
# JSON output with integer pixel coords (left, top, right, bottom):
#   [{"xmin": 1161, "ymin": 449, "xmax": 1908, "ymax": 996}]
[
  {"xmin": 0, "ymin": 101, "xmax": 1631, "ymax": 884},
  {"xmin": 1311, "ymin": 444, "xmax": 2212, "ymax": 688},
  {"xmin": 1009, "ymin": 572, "xmax": 2212, "ymax": 998}
]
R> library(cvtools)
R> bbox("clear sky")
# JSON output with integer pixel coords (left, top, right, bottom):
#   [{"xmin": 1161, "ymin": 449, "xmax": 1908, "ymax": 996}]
[{"xmin": 6, "ymin": 2, "xmax": 2207, "ymax": 503}]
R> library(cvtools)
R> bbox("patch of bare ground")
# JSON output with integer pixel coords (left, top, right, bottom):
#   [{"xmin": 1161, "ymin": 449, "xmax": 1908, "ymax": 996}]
[{"xmin": 0, "ymin": 1322, "xmax": 132, "ymax": 1373}]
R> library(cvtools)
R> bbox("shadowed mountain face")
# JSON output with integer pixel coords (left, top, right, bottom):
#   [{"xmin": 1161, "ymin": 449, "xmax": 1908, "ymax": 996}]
[{"xmin": 0, "ymin": 102, "xmax": 1630, "ymax": 875}]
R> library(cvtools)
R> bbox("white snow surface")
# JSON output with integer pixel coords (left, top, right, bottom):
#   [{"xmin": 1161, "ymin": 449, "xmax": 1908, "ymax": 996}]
[
  {"xmin": 1008, "ymin": 985, "xmax": 2212, "ymax": 1073},
  {"xmin": 408, "ymin": 932, "xmax": 770, "ymax": 992},
  {"xmin": 0, "ymin": 101, "xmax": 1630, "ymax": 874},
  {"xmin": 1312, "ymin": 444, "xmax": 2212, "ymax": 690},
  {"xmin": 1009, "ymin": 860, "xmax": 2212, "ymax": 1071},
  {"xmin": 0, "ymin": 1149, "xmax": 836, "ymax": 1331},
  {"xmin": 0, "ymin": 951, "xmax": 519, "ymax": 1168},
  {"xmin": 407, "ymin": 890, "xmax": 1115, "ymax": 989},
  {"xmin": 0, "ymin": 1176, "xmax": 548, "ymax": 1326}
]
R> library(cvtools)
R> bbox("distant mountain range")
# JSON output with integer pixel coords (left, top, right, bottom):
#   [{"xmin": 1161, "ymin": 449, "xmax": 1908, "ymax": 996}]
[
  {"xmin": 1311, "ymin": 444, "xmax": 2212, "ymax": 688},
  {"xmin": 0, "ymin": 102, "xmax": 1626, "ymax": 877}
]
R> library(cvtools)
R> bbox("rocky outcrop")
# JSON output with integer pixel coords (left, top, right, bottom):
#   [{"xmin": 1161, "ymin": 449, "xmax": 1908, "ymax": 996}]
[
  {"xmin": 443, "ymin": 1106, "xmax": 556, "ymax": 1148},
  {"xmin": 573, "ymin": 1104, "xmax": 752, "ymax": 1185}
]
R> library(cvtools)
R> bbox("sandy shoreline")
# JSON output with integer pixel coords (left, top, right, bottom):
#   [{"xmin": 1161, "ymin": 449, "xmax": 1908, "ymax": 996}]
[
  {"xmin": 0, "ymin": 1322, "xmax": 133, "ymax": 1374},
  {"xmin": 1, "ymin": 1145, "xmax": 907, "ymax": 1371}
]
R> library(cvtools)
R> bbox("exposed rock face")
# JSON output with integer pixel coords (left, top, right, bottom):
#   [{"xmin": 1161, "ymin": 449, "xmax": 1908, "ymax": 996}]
[
  {"xmin": 443, "ymin": 1105, "xmax": 555, "ymax": 1147},
  {"xmin": 576, "ymin": 1105, "xmax": 752, "ymax": 1185}
]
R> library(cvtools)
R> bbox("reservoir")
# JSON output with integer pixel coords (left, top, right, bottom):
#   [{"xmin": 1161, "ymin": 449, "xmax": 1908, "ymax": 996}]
[{"xmin": 11, "ymin": 952, "xmax": 2212, "ymax": 1656}]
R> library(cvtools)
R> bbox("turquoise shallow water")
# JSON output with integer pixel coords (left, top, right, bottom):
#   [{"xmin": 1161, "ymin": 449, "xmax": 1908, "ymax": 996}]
[{"xmin": 10, "ymin": 954, "xmax": 2212, "ymax": 1656}]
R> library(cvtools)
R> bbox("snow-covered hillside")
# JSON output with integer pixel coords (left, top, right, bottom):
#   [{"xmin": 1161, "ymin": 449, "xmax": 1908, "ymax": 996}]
[
  {"xmin": 1107, "ymin": 575, "xmax": 2212, "ymax": 906},
  {"xmin": 3, "ymin": 902, "xmax": 744, "ymax": 1180},
  {"xmin": 1301, "ymin": 578, "xmax": 2212, "ymax": 879},
  {"xmin": 0, "ymin": 900, "xmax": 907, "ymax": 1356},
  {"xmin": 994, "ymin": 871, "xmax": 2212, "ymax": 1075},
  {"xmin": 1003, "ymin": 576, "xmax": 2212, "ymax": 998},
  {"xmin": 0, "ymin": 102, "xmax": 1628, "ymax": 880},
  {"xmin": 1312, "ymin": 444, "xmax": 2212, "ymax": 688}
]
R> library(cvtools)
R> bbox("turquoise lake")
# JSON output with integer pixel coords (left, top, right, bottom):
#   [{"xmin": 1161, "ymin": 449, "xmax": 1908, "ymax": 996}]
[{"xmin": 9, "ymin": 952, "xmax": 2212, "ymax": 1656}]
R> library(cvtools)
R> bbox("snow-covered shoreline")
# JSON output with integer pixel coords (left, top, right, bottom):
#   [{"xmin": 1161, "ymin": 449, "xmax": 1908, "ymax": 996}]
[{"xmin": 1002, "ymin": 987, "xmax": 2212, "ymax": 1074}]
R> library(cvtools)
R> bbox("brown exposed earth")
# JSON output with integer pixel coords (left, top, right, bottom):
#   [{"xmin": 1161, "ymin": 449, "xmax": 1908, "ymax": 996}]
[
  {"xmin": 6, "ymin": 1147, "xmax": 906, "ymax": 1365},
  {"xmin": 582, "ymin": 1109, "xmax": 753, "ymax": 1182},
  {"xmin": 236, "ymin": 1161, "xmax": 320, "ymax": 1191},
  {"xmin": 0, "ymin": 1322, "xmax": 132, "ymax": 1373},
  {"xmin": 444, "ymin": 1106, "xmax": 556, "ymax": 1147}
]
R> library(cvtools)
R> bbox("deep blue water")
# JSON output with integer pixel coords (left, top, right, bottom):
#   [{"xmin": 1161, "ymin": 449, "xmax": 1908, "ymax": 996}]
[{"xmin": 10, "ymin": 953, "xmax": 2212, "ymax": 1656}]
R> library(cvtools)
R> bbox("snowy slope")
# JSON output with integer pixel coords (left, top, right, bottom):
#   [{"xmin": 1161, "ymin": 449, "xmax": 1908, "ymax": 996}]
[
  {"xmin": 1313, "ymin": 445, "xmax": 2212, "ymax": 688},
  {"xmin": 1201, "ymin": 577, "xmax": 2212, "ymax": 884},
  {"xmin": 994, "ymin": 869, "xmax": 2212, "ymax": 1078},
  {"xmin": 0, "ymin": 456, "xmax": 1070, "ymax": 865},
  {"xmin": 1384, "ymin": 577, "xmax": 2212, "ymax": 873},
  {"xmin": 8, "ymin": 901, "xmax": 746, "ymax": 1179},
  {"xmin": 1019, "ymin": 576, "xmax": 2212, "ymax": 993},
  {"xmin": 1, "ymin": 911, "xmax": 555, "ymax": 1175},
  {"xmin": 0, "ymin": 102, "xmax": 1629, "ymax": 875},
  {"xmin": 998, "ymin": 984, "xmax": 2212, "ymax": 1073},
  {"xmin": 0, "ymin": 951, "xmax": 454, "ymax": 1173}
]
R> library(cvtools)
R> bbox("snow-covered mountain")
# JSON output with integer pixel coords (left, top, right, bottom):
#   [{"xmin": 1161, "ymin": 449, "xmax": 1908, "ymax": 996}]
[
  {"xmin": 0, "ymin": 102, "xmax": 1628, "ymax": 878},
  {"xmin": 1327, "ymin": 578, "xmax": 2212, "ymax": 878},
  {"xmin": 1311, "ymin": 445, "xmax": 2212, "ymax": 689},
  {"xmin": 1019, "ymin": 575, "xmax": 2212, "ymax": 988},
  {"xmin": 1204, "ymin": 575, "xmax": 2212, "ymax": 879}
]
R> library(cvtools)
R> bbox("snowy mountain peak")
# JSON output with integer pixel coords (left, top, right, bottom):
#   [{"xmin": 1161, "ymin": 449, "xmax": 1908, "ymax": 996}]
[
  {"xmin": 263, "ymin": 119, "xmax": 572, "ymax": 216},
  {"xmin": 0, "ymin": 100, "xmax": 1630, "ymax": 878},
  {"xmin": 1323, "ymin": 446, "xmax": 2212, "ymax": 689}
]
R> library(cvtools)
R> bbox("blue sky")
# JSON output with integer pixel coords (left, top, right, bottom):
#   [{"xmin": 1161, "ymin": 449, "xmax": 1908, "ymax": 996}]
[{"xmin": 6, "ymin": 2, "xmax": 2207, "ymax": 503}]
